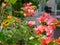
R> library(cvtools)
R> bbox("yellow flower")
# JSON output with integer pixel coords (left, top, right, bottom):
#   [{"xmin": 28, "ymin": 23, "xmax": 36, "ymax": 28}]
[
  {"xmin": 31, "ymin": 6, "xmax": 37, "ymax": 9},
  {"xmin": 7, "ymin": 15, "xmax": 12, "ymax": 20},
  {"xmin": 1, "ymin": 22, "xmax": 6, "ymax": 27},
  {"xmin": 55, "ymin": 21, "xmax": 60, "ymax": 25}
]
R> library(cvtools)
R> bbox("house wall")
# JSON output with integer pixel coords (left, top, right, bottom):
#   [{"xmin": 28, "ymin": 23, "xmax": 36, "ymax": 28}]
[{"xmin": 46, "ymin": 0, "xmax": 55, "ymax": 12}]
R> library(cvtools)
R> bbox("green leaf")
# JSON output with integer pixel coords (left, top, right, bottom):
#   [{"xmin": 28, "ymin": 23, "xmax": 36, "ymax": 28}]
[
  {"xmin": 0, "ymin": 32, "xmax": 6, "ymax": 40},
  {"xmin": 12, "ymin": 38, "xmax": 18, "ymax": 43},
  {"xmin": 10, "ymin": 0, "xmax": 17, "ymax": 4},
  {"xmin": 0, "ymin": 32, "xmax": 7, "ymax": 44},
  {"xmin": 4, "ymin": 0, "xmax": 9, "ymax": 2},
  {"xmin": 27, "ymin": 37, "xmax": 39, "ymax": 45},
  {"xmin": 22, "ymin": 20, "xmax": 27, "ymax": 25},
  {"xmin": 55, "ymin": 42, "xmax": 59, "ymax": 45}
]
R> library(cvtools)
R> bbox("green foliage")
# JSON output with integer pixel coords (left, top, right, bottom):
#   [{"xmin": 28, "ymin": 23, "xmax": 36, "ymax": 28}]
[
  {"xmin": 0, "ymin": 15, "xmax": 41, "ymax": 45},
  {"xmin": 10, "ymin": 0, "xmax": 17, "ymax": 4}
]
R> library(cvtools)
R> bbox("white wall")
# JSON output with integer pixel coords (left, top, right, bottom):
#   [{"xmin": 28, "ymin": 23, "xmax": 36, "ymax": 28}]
[{"xmin": 47, "ymin": 0, "xmax": 55, "ymax": 12}]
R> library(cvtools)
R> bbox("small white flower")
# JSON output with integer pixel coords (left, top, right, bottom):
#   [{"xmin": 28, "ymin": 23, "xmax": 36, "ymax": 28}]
[{"xmin": 29, "ymin": 36, "xmax": 34, "ymax": 40}]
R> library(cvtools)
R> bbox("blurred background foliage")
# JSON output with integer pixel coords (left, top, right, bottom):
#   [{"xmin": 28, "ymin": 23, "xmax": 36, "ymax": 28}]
[
  {"xmin": 0, "ymin": 0, "xmax": 48, "ymax": 18},
  {"xmin": 0, "ymin": 0, "xmax": 40, "ymax": 18}
]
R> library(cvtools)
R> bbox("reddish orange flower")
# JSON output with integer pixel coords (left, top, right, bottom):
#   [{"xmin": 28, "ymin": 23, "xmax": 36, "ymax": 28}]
[
  {"xmin": 42, "ymin": 12, "xmax": 48, "ymax": 17},
  {"xmin": 35, "ymin": 26, "xmax": 44, "ymax": 34},
  {"xmin": 50, "ymin": 24, "xmax": 56, "ymax": 30},
  {"xmin": 7, "ymin": 15, "xmax": 12, "ymax": 20},
  {"xmin": 37, "ymin": 16, "xmax": 47, "ymax": 22},
  {"xmin": 56, "ymin": 37, "xmax": 60, "ymax": 43},
  {"xmin": 23, "ymin": 3, "xmax": 27, "ymax": 7},
  {"xmin": 1, "ymin": 22, "xmax": 6, "ymax": 27},
  {"xmin": 36, "ymin": 30, "xmax": 42, "ymax": 34},
  {"xmin": 41, "ymin": 37, "xmax": 52, "ymax": 45}
]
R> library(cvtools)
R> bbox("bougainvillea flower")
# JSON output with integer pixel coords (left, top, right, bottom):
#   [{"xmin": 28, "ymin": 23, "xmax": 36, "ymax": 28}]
[
  {"xmin": 42, "ymin": 12, "xmax": 53, "ymax": 20},
  {"xmin": 49, "ymin": 24, "xmax": 56, "ymax": 30},
  {"xmin": 28, "ymin": 10, "xmax": 35, "ymax": 15},
  {"xmin": 23, "ymin": 2, "xmax": 32, "ymax": 7},
  {"xmin": 46, "ymin": 20, "xmax": 52, "ymax": 25},
  {"xmin": 24, "ymin": 13, "xmax": 31, "ymax": 16},
  {"xmin": 47, "ymin": 31, "xmax": 54, "ymax": 38},
  {"xmin": 44, "ymin": 26, "xmax": 54, "ymax": 37},
  {"xmin": 45, "ymin": 27, "xmax": 53, "ymax": 36},
  {"xmin": 37, "ymin": 12, "xmax": 59, "ymax": 24},
  {"xmin": 23, "ymin": 2, "xmax": 36, "ymax": 17},
  {"xmin": 35, "ymin": 26, "xmax": 44, "ymax": 34},
  {"xmin": 37, "ymin": 16, "xmax": 47, "ymax": 22},
  {"xmin": 23, "ymin": 3, "xmax": 27, "ymax": 7},
  {"xmin": 42, "ymin": 12, "xmax": 50, "ymax": 17},
  {"xmin": 52, "ymin": 18, "xmax": 58, "ymax": 22},
  {"xmin": 47, "ymin": 17, "xmax": 59, "ymax": 24},
  {"xmin": 27, "ymin": 2, "xmax": 32, "ymax": 6},
  {"xmin": 28, "ymin": 9, "xmax": 35, "ymax": 14},
  {"xmin": 37, "ymin": 13, "xmax": 51, "ymax": 23},
  {"xmin": 46, "ymin": 30, "xmax": 53, "ymax": 36},
  {"xmin": 45, "ymin": 26, "xmax": 52, "ymax": 32},
  {"xmin": 28, "ymin": 21, "xmax": 35, "ymax": 26},
  {"xmin": 41, "ymin": 36, "xmax": 52, "ymax": 45},
  {"xmin": 2, "ymin": 2, "xmax": 6, "ymax": 7},
  {"xmin": 25, "ymin": 6, "xmax": 31, "ymax": 9}
]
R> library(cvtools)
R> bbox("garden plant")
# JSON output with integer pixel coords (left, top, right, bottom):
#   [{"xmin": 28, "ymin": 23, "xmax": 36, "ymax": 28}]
[{"xmin": 0, "ymin": 0, "xmax": 60, "ymax": 45}]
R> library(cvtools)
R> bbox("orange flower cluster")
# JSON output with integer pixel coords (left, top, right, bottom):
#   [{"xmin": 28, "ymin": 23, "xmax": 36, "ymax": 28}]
[
  {"xmin": 41, "ymin": 37, "xmax": 52, "ymax": 45},
  {"xmin": 56, "ymin": 37, "xmax": 60, "ymax": 44},
  {"xmin": 1, "ymin": 15, "xmax": 19, "ymax": 27},
  {"xmin": 41, "ymin": 36, "xmax": 60, "ymax": 45}
]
